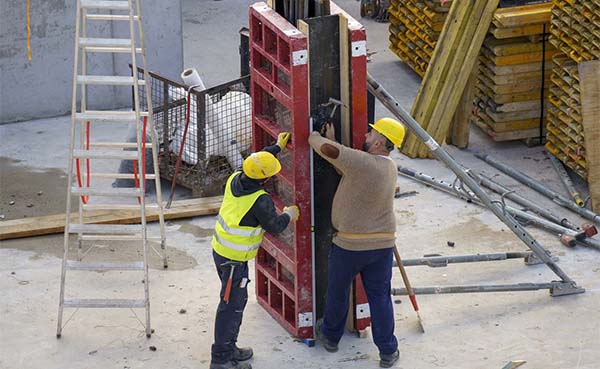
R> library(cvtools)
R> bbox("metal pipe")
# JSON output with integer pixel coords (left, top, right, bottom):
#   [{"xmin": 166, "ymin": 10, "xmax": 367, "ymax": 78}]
[
  {"xmin": 367, "ymin": 75, "xmax": 576, "ymax": 284},
  {"xmin": 547, "ymin": 153, "xmax": 585, "ymax": 207},
  {"xmin": 393, "ymin": 252, "xmax": 533, "ymax": 268},
  {"xmin": 472, "ymin": 172, "xmax": 580, "ymax": 231},
  {"xmin": 392, "ymin": 283, "xmax": 555, "ymax": 295},
  {"xmin": 397, "ymin": 165, "xmax": 600, "ymax": 251},
  {"xmin": 475, "ymin": 153, "xmax": 600, "ymax": 224}
]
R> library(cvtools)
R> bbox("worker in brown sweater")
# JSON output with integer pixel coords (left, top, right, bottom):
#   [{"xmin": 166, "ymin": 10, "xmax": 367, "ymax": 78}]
[{"xmin": 309, "ymin": 118, "xmax": 405, "ymax": 368}]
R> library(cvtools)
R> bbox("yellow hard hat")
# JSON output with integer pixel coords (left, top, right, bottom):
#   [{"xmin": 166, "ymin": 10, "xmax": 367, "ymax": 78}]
[
  {"xmin": 242, "ymin": 151, "xmax": 282, "ymax": 179},
  {"xmin": 369, "ymin": 117, "xmax": 406, "ymax": 147}
]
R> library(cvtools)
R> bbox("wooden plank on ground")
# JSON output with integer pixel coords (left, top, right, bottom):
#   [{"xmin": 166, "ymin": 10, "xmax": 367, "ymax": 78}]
[
  {"xmin": 579, "ymin": 60, "xmax": 600, "ymax": 211},
  {"xmin": 0, "ymin": 197, "xmax": 223, "ymax": 240}
]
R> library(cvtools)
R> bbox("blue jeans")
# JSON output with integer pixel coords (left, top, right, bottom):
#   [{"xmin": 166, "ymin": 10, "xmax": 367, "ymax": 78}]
[
  {"xmin": 211, "ymin": 250, "xmax": 249, "ymax": 364},
  {"xmin": 321, "ymin": 243, "xmax": 398, "ymax": 355}
]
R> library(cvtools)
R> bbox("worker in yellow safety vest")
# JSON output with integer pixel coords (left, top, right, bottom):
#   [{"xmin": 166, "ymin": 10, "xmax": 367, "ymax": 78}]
[{"xmin": 209, "ymin": 132, "xmax": 299, "ymax": 369}]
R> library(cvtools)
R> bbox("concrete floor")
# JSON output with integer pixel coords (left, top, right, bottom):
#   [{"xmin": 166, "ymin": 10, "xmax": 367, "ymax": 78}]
[{"xmin": 1, "ymin": 1, "xmax": 599, "ymax": 368}]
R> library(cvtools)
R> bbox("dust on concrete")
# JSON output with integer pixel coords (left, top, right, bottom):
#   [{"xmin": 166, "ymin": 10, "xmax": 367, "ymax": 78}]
[
  {"xmin": 0, "ymin": 157, "xmax": 76, "ymax": 220},
  {"xmin": 434, "ymin": 216, "xmax": 516, "ymax": 249},
  {"xmin": 177, "ymin": 221, "xmax": 214, "ymax": 238},
  {"xmin": 0, "ymin": 234, "xmax": 198, "ymax": 270}
]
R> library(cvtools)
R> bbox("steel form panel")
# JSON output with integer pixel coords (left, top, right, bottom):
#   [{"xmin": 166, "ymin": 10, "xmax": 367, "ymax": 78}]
[{"xmin": 249, "ymin": 2, "xmax": 313, "ymax": 338}]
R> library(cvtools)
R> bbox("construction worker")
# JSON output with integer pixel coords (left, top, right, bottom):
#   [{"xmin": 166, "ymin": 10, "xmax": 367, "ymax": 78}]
[
  {"xmin": 309, "ymin": 118, "xmax": 405, "ymax": 368},
  {"xmin": 209, "ymin": 132, "xmax": 299, "ymax": 369}
]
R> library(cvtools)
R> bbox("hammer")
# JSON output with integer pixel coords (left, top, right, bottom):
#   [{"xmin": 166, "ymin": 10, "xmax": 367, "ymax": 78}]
[{"xmin": 221, "ymin": 260, "xmax": 242, "ymax": 304}]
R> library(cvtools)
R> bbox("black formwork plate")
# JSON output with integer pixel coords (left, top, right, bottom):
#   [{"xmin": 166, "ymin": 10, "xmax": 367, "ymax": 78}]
[
  {"xmin": 305, "ymin": 14, "xmax": 341, "ymax": 320},
  {"xmin": 498, "ymin": 0, "xmax": 550, "ymax": 7}
]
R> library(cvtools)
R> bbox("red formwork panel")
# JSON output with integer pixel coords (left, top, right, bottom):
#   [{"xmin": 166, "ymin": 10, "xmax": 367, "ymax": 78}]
[
  {"xmin": 249, "ymin": 3, "xmax": 313, "ymax": 339},
  {"xmin": 330, "ymin": 3, "xmax": 371, "ymax": 332}
]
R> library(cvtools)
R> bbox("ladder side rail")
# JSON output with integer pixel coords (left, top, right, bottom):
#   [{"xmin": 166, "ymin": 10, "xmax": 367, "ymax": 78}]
[
  {"xmin": 127, "ymin": 0, "xmax": 151, "ymax": 337},
  {"xmin": 78, "ymin": 6, "xmax": 90, "ymax": 261},
  {"xmin": 134, "ymin": 0, "xmax": 167, "ymax": 267},
  {"xmin": 58, "ymin": 0, "xmax": 83, "ymax": 338}
]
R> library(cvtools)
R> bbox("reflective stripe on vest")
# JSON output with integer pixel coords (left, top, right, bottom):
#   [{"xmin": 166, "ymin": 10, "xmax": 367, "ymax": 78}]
[
  {"xmin": 216, "ymin": 215, "xmax": 263, "ymax": 237},
  {"xmin": 212, "ymin": 171, "xmax": 267, "ymax": 261}
]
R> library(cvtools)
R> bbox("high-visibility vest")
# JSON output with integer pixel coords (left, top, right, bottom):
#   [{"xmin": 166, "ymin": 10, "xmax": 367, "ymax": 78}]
[{"xmin": 212, "ymin": 172, "xmax": 267, "ymax": 261}]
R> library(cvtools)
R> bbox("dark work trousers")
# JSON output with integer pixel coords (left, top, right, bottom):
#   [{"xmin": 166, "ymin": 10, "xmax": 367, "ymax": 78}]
[
  {"xmin": 211, "ymin": 250, "xmax": 250, "ymax": 364},
  {"xmin": 321, "ymin": 243, "xmax": 398, "ymax": 355}
]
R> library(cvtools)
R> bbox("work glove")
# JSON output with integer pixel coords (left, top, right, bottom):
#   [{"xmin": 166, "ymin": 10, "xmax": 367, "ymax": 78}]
[
  {"xmin": 277, "ymin": 132, "xmax": 292, "ymax": 150},
  {"xmin": 283, "ymin": 205, "xmax": 300, "ymax": 221}
]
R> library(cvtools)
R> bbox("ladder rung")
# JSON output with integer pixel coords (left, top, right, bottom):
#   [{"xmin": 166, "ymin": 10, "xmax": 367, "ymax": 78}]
[
  {"xmin": 75, "ymin": 111, "xmax": 146, "ymax": 123},
  {"xmin": 89, "ymin": 173, "xmax": 156, "ymax": 180},
  {"xmin": 89, "ymin": 142, "xmax": 153, "ymax": 149},
  {"xmin": 73, "ymin": 149, "xmax": 139, "ymax": 160},
  {"xmin": 85, "ymin": 14, "xmax": 139, "ymax": 21},
  {"xmin": 80, "ymin": 1, "xmax": 130, "ymax": 10},
  {"xmin": 82, "ymin": 203, "xmax": 159, "ymax": 210},
  {"xmin": 77, "ymin": 75, "xmax": 145, "ymax": 86},
  {"xmin": 63, "ymin": 299, "xmax": 146, "ymax": 308},
  {"xmin": 79, "ymin": 37, "xmax": 131, "ymax": 48},
  {"xmin": 71, "ymin": 187, "xmax": 141, "ymax": 197},
  {"xmin": 83, "ymin": 46, "xmax": 143, "ymax": 54},
  {"xmin": 66, "ymin": 260, "xmax": 144, "ymax": 271},
  {"xmin": 69, "ymin": 224, "xmax": 141, "ymax": 234},
  {"xmin": 79, "ymin": 235, "xmax": 159, "ymax": 241}
]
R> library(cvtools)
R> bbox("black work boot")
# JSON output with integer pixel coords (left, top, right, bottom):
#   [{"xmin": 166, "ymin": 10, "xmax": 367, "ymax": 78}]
[
  {"xmin": 233, "ymin": 345, "xmax": 253, "ymax": 361},
  {"xmin": 379, "ymin": 350, "xmax": 399, "ymax": 368},
  {"xmin": 314, "ymin": 319, "xmax": 339, "ymax": 353},
  {"xmin": 209, "ymin": 360, "xmax": 252, "ymax": 369}
]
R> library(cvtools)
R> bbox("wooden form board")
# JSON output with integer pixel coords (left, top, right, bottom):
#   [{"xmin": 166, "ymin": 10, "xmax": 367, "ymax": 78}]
[
  {"xmin": 490, "ymin": 23, "xmax": 547, "ymax": 39},
  {"xmin": 579, "ymin": 60, "xmax": 600, "ymax": 212},
  {"xmin": 0, "ymin": 197, "xmax": 223, "ymax": 240},
  {"xmin": 493, "ymin": 3, "xmax": 553, "ymax": 28},
  {"xmin": 448, "ymin": 63, "xmax": 477, "ymax": 148},
  {"xmin": 417, "ymin": 0, "xmax": 498, "ymax": 158}
]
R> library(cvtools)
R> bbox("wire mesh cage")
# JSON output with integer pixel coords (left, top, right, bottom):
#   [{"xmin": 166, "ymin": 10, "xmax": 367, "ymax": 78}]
[{"xmin": 133, "ymin": 67, "xmax": 252, "ymax": 197}]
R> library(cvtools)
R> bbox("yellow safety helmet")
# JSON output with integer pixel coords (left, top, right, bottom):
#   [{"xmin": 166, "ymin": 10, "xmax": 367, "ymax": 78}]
[
  {"xmin": 242, "ymin": 151, "xmax": 282, "ymax": 179},
  {"xmin": 369, "ymin": 117, "xmax": 406, "ymax": 147}
]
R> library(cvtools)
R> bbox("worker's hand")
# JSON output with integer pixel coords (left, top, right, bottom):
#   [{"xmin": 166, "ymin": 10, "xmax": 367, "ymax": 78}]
[
  {"xmin": 320, "ymin": 122, "xmax": 336, "ymax": 141},
  {"xmin": 283, "ymin": 205, "xmax": 300, "ymax": 221},
  {"xmin": 277, "ymin": 132, "xmax": 292, "ymax": 150}
]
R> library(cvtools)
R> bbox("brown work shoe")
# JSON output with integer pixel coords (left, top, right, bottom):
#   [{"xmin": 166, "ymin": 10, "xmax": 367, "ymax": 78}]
[
  {"xmin": 233, "ymin": 345, "xmax": 253, "ymax": 361},
  {"xmin": 209, "ymin": 360, "xmax": 252, "ymax": 369}
]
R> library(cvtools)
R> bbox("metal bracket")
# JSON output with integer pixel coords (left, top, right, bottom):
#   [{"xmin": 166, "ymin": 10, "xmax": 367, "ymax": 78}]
[
  {"xmin": 356, "ymin": 303, "xmax": 370, "ymax": 319},
  {"xmin": 550, "ymin": 281, "xmax": 585, "ymax": 296},
  {"xmin": 298, "ymin": 312, "xmax": 313, "ymax": 327},
  {"xmin": 525, "ymin": 251, "xmax": 558, "ymax": 265}
]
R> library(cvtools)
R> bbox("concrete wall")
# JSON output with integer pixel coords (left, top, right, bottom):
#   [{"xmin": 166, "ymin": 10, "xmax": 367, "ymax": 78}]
[{"xmin": 0, "ymin": 0, "xmax": 183, "ymax": 123}]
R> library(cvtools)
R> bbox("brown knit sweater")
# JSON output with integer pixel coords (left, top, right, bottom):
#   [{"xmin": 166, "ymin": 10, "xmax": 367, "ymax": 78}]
[{"xmin": 308, "ymin": 132, "xmax": 397, "ymax": 251}]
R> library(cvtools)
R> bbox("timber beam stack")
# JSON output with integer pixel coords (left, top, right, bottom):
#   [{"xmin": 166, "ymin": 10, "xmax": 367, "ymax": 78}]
[
  {"xmin": 546, "ymin": 0, "xmax": 600, "ymax": 179},
  {"xmin": 401, "ymin": 0, "xmax": 500, "ymax": 158},
  {"xmin": 388, "ymin": 0, "xmax": 452, "ymax": 77},
  {"xmin": 472, "ymin": 2, "xmax": 556, "ymax": 142}
]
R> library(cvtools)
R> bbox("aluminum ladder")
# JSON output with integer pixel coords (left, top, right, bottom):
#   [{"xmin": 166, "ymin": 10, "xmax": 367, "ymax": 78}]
[{"xmin": 57, "ymin": 0, "xmax": 166, "ymax": 338}]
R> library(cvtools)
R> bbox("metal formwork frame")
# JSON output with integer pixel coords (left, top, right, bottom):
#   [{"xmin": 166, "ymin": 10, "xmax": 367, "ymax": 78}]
[{"xmin": 249, "ymin": 3, "xmax": 313, "ymax": 338}]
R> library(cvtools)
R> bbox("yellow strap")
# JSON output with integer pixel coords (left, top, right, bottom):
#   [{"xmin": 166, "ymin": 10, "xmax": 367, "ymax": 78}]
[
  {"xmin": 336, "ymin": 231, "xmax": 395, "ymax": 240},
  {"xmin": 26, "ymin": 0, "xmax": 32, "ymax": 61}
]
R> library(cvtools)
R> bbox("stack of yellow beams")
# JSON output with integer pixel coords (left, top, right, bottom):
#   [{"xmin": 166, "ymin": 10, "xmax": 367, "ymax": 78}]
[
  {"xmin": 388, "ymin": 0, "xmax": 452, "ymax": 77},
  {"xmin": 472, "ymin": 2, "xmax": 556, "ymax": 142},
  {"xmin": 546, "ymin": 0, "xmax": 600, "ymax": 179}
]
